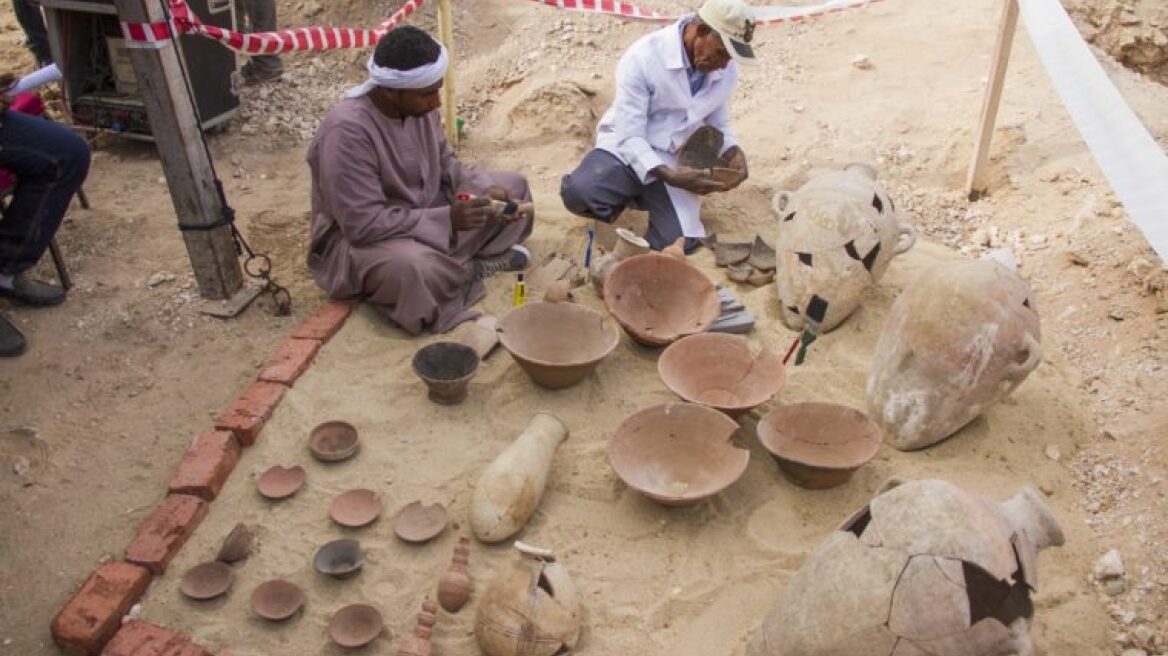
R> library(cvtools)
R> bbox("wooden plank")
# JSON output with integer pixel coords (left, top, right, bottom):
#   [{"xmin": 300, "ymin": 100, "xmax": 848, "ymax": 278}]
[
  {"xmin": 965, "ymin": 0, "xmax": 1020, "ymax": 200},
  {"xmin": 438, "ymin": 0, "xmax": 458, "ymax": 146},
  {"xmin": 112, "ymin": 0, "xmax": 243, "ymax": 300}
]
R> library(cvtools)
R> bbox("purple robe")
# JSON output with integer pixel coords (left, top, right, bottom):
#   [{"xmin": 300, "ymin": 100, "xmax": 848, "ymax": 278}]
[{"xmin": 307, "ymin": 96, "xmax": 532, "ymax": 335}]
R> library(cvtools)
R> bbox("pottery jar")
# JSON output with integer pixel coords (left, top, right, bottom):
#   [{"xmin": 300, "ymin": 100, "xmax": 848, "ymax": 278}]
[
  {"xmin": 771, "ymin": 163, "xmax": 916, "ymax": 332},
  {"xmin": 475, "ymin": 543, "xmax": 581, "ymax": 656},
  {"xmin": 866, "ymin": 258, "xmax": 1042, "ymax": 451}
]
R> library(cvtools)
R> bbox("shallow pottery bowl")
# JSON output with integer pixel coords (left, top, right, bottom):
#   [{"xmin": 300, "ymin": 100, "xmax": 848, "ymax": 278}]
[
  {"xmin": 498, "ymin": 301, "xmax": 620, "ymax": 389},
  {"xmin": 250, "ymin": 579, "xmax": 305, "ymax": 621},
  {"xmin": 608, "ymin": 402, "xmax": 749, "ymax": 506},
  {"xmin": 313, "ymin": 538, "xmax": 365, "ymax": 579},
  {"xmin": 603, "ymin": 253, "xmax": 720, "ymax": 347},
  {"xmin": 393, "ymin": 501, "xmax": 449, "ymax": 544},
  {"xmin": 658, "ymin": 333, "xmax": 786, "ymax": 416},
  {"xmin": 412, "ymin": 342, "xmax": 480, "ymax": 405},
  {"xmin": 180, "ymin": 561, "xmax": 234, "ymax": 601},
  {"xmin": 329, "ymin": 489, "xmax": 383, "ymax": 528},
  {"xmin": 756, "ymin": 402, "xmax": 883, "ymax": 489},
  {"xmin": 309, "ymin": 420, "xmax": 360, "ymax": 462},
  {"xmin": 328, "ymin": 604, "xmax": 384, "ymax": 649},
  {"xmin": 215, "ymin": 523, "xmax": 253, "ymax": 563},
  {"xmin": 256, "ymin": 465, "xmax": 305, "ymax": 500}
]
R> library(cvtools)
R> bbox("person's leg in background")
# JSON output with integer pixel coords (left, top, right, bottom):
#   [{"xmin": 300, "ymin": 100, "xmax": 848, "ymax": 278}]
[
  {"xmin": 237, "ymin": 0, "xmax": 284, "ymax": 83},
  {"xmin": 0, "ymin": 110, "xmax": 91, "ymax": 356},
  {"xmin": 12, "ymin": 0, "xmax": 53, "ymax": 67}
]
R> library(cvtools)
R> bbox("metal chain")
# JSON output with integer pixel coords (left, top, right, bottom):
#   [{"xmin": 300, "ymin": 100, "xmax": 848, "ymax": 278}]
[{"xmin": 231, "ymin": 221, "xmax": 292, "ymax": 316}]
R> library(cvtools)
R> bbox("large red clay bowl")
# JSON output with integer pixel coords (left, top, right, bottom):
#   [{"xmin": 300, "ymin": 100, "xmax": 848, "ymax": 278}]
[
  {"xmin": 603, "ymin": 253, "xmax": 720, "ymax": 347},
  {"xmin": 658, "ymin": 333, "xmax": 786, "ymax": 416},
  {"xmin": 756, "ymin": 402, "xmax": 883, "ymax": 489},
  {"xmin": 498, "ymin": 301, "xmax": 620, "ymax": 389},
  {"xmin": 608, "ymin": 402, "xmax": 749, "ymax": 506}
]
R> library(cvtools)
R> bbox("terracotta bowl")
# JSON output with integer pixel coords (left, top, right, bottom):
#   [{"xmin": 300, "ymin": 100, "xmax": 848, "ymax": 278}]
[
  {"xmin": 180, "ymin": 561, "xmax": 234, "ymax": 601},
  {"xmin": 329, "ymin": 488, "xmax": 383, "ymax": 528},
  {"xmin": 658, "ymin": 333, "xmax": 786, "ymax": 416},
  {"xmin": 608, "ymin": 402, "xmax": 749, "ymax": 506},
  {"xmin": 393, "ymin": 501, "xmax": 449, "ymax": 544},
  {"xmin": 215, "ymin": 523, "xmax": 253, "ymax": 563},
  {"xmin": 256, "ymin": 465, "xmax": 305, "ymax": 500},
  {"xmin": 603, "ymin": 253, "xmax": 720, "ymax": 346},
  {"xmin": 314, "ymin": 538, "xmax": 365, "ymax": 579},
  {"xmin": 412, "ymin": 342, "xmax": 480, "ymax": 405},
  {"xmin": 756, "ymin": 402, "xmax": 883, "ymax": 489},
  {"xmin": 250, "ymin": 579, "xmax": 305, "ymax": 621},
  {"xmin": 328, "ymin": 604, "xmax": 384, "ymax": 649},
  {"xmin": 309, "ymin": 420, "xmax": 360, "ymax": 462},
  {"xmin": 498, "ymin": 302, "xmax": 620, "ymax": 389}
]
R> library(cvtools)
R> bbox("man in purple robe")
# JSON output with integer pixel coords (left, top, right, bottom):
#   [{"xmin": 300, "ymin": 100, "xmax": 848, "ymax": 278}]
[{"xmin": 307, "ymin": 26, "xmax": 533, "ymax": 335}]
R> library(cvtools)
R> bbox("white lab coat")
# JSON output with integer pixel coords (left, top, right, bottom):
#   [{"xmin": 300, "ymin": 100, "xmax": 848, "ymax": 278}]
[{"xmin": 595, "ymin": 18, "xmax": 740, "ymax": 238}]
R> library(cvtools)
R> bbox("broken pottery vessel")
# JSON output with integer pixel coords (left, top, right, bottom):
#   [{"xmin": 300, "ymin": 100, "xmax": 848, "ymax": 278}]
[
  {"xmin": 772, "ymin": 163, "xmax": 916, "ymax": 332},
  {"xmin": 475, "ymin": 542, "xmax": 581, "ymax": 656},
  {"xmin": 470, "ymin": 413, "xmax": 568, "ymax": 543},
  {"xmin": 590, "ymin": 227, "xmax": 651, "ymax": 293},
  {"xmin": 866, "ymin": 258, "xmax": 1042, "ymax": 451},
  {"xmin": 748, "ymin": 478, "xmax": 1064, "ymax": 656},
  {"xmin": 604, "ymin": 253, "xmax": 720, "ymax": 346}
]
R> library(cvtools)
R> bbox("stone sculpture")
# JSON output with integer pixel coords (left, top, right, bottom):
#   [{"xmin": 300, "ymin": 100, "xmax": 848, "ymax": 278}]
[
  {"xmin": 772, "ymin": 163, "xmax": 916, "ymax": 332},
  {"xmin": 748, "ymin": 478, "xmax": 1064, "ymax": 656},
  {"xmin": 867, "ymin": 257, "xmax": 1042, "ymax": 450}
]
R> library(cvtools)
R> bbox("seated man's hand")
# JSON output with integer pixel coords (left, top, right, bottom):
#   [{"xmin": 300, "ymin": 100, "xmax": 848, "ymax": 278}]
[
  {"xmin": 719, "ymin": 146, "xmax": 749, "ymax": 191},
  {"xmin": 451, "ymin": 196, "xmax": 495, "ymax": 231},
  {"xmin": 658, "ymin": 165, "xmax": 728, "ymax": 196},
  {"xmin": 481, "ymin": 185, "xmax": 510, "ymax": 202}
]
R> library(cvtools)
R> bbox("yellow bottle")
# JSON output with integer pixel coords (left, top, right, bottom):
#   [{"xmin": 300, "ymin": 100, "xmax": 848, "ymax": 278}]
[{"xmin": 512, "ymin": 273, "xmax": 526, "ymax": 307}]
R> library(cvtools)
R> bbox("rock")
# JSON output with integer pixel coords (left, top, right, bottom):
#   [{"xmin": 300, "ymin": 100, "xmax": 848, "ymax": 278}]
[
  {"xmin": 851, "ymin": 54, "xmax": 873, "ymax": 69},
  {"xmin": 1095, "ymin": 548, "xmax": 1125, "ymax": 580},
  {"xmin": 1044, "ymin": 444, "xmax": 1061, "ymax": 461},
  {"xmin": 1065, "ymin": 249, "xmax": 1090, "ymax": 266},
  {"xmin": 1105, "ymin": 577, "xmax": 1127, "ymax": 596},
  {"xmin": 980, "ymin": 248, "xmax": 1018, "ymax": 270},
  {"xmin": 146, "ymin": 272, "xmax": 176, "ymax": 288},
  {"xmin": 1120, "ymin": 650, "xmax": 1147, "ymax": 656}
]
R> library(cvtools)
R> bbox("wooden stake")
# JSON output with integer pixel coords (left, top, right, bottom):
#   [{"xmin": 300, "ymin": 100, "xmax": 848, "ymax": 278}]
[
  {"xmin": 112, "ymin": 0, "xmax": 243, "ymax": 300},
  {"xmin": 438, "ymin": 0, "xmax": 458, "ymax": 146},
  {"xmin": 965, "ymin": 0, "xmax": 1019, "ymax": 201}
]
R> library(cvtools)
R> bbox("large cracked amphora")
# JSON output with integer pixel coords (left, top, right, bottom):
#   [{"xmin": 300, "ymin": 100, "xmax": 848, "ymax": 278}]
[
  {"xmin": 475, "ymin": 542, "xmax": 581, "ymax": 656},
  {"xmin": 866, "ymin": 258, "xmax": 1042, "ymax": 451},
  {"xmin": 771, "ymin": 163, "xmax": 916, "ymax": 332},
  {"xmin": 748, "ymin": 478, "xmax": 1065, "ymax": 656}
]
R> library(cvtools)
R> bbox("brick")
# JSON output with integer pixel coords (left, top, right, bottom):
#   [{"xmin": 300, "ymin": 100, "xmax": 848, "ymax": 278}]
[
  {"xmin": 101, "ymin": 620, "xmax": 213, "ymax": 656},
  {"xmin": 290, "ymin": 300, "xmax": 353, "ymax": 341},
  {"xmin": 124, "ymin": 494, "xmax": 208, "ymax": 575},
  {"xmin": 167, "ymin": 431, "xmax": 240, "ymax": 501},
  {"xmin": 213, "ymin": 380, "xmax": 286, "ymax": 447},
  {"xmin": 257, "ymin": 337, "xmax": 321, "ymax": 386},
  {"xmin": 51, "ymin": 561, "xmax": 152, "ymax": 656}
]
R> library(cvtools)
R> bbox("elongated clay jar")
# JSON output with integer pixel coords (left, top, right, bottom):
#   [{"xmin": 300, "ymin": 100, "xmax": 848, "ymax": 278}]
[
  {"xmin": 772, "ymin": 163, "xmax": 916, "ymax": 332},
  {"xmin": 866, "ymin": 258, "xmax": 1042, "ymax": 451},
  {"xmin": 748, "ymin": 478, "xmax": 1065, "ymax": 656},
  {"xmin": 395, "ymin": 600, "xmax": 438, "ymax": 656},
  {"xmin": 470, "ymin": 413, "xmax": 568, "ymax": 543},
  {"xmin": 475, "ymin": 543, "xmax": 581, "ymax": 656},
  {"xmin": 437, "ymin": 536, "xmax": 472, "ymax": 613}
]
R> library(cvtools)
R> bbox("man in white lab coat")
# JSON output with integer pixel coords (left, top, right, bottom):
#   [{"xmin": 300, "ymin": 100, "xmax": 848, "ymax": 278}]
[{"xmin": 560, "ymin": 0, "xmax": 756, "ymax": 253}]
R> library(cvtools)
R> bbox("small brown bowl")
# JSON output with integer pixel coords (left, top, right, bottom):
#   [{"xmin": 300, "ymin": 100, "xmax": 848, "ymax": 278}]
[
  {"xmin": 756, "ymin": 402, "xmax": 883, "ymax": 489},
  {"xmin": 328, "ymin": 603, "xmax": 384, "ymax": 649},
  {"xmin": 603, "ymin": 253, "xmax": 720, "ymax": 347},
  {"xmin": 412, "ymin": 342, "xmax": 480, "ymax": 405},
  {"xmin": 250, "ymin": 579, "xmax": 305, "ymax": 621},
  {"xmin": 314, "ymin": 538, "xmax": 365, "ymax": 579},
  {"xmin": 309, "ymin": 420, "xmax": 360, "ymax": 462},
  {"xmin": 180, "ymin": 561, "xmax": 234, "ymax": 601},
  {"xmin": 329, "ymin": 489, "xmax": 383, "ymax": 528},
  {"xmin": 498, "ymin": 302, "xmax": 620, "ymax": 389},
  {"xmin": 393, "ymin": 501, "xmax": 449, "ymax": 544},
  {"xmin": 608, "ymin": 402, "xmax": 749, "ymax": 506},
  {"xmin": 658, "ymin": 333, "xmax": 785, "ymax": 417},
  {"xmin": 215, "ymin": 523, "xmax": 253, "ymax": 563},
  {"xmin": 256, "ymin": 465, "xmax": 305, "ymax": 500}
]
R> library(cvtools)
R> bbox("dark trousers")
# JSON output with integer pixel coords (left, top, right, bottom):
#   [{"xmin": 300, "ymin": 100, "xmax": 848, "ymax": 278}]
[
  {"xmin": 0, "ymin": 110, "xmax": 90, "ymax": 276},
  {"xmin": 236, "ymin": 0, "xmax": 282, "ymax": 74},
  {"xmin": 13, "ymin": 0, "xmax": 52, "ymax": 66},
  {"xmin": 560, "ymin": 148, "xmax": 683, "ymax": 251}
]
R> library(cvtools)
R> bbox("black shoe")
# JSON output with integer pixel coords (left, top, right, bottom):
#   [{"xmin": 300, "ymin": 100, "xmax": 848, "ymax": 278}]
[
  {"xmin": 240, "ymin": 62, "xmax": 283, "ymax": 85},
  {"xmin": 0, "ymin": 314, "xmax": 26, "ymax": 357},
  {"xmin": 0, "ymin": 274, "xmax": 66, "ymax": 306}
]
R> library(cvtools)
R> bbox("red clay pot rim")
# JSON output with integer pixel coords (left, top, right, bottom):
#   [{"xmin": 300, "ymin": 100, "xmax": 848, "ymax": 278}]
[{"xmin": 498, "ymin": 302, "xmax": 621, "ymax": 367}]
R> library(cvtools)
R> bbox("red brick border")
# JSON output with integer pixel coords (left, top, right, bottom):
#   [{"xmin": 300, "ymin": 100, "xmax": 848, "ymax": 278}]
[
  {"xmin": 50, "ymin": 300, "xmax": 356, "ymax": 655},
  {"xmin": 51, "ymin": 561, "xmax": 152, "ymax": 656}
]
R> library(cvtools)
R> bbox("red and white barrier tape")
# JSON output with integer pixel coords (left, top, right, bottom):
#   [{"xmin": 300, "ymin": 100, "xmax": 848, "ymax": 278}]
[
  {"xmin": 525, "ymin": 0, "xmax": 885, "ymax": 24},
  {"xmin": 120, "ymin": 0, "xmax": 883, "ymax": 52}
]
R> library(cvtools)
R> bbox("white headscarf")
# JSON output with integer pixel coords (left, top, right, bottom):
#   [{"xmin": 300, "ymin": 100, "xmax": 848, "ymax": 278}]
[{"xmin": 343, "ymin": 45, "xmax": 449, "ymax": 99}]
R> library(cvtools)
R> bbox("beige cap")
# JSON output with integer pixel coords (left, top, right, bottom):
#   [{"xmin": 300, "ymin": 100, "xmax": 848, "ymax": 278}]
[{"xmin": 698, "ymin": 0, "xmax": 758, "ymax": 65}]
